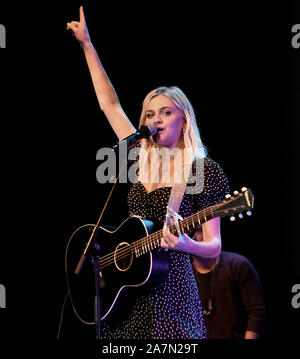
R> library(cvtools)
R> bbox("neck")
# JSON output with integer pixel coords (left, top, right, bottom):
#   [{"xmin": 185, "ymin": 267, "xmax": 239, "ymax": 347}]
[{"xmin": 193, "ymin": 255, "xmax": 219, "ymax": 274}]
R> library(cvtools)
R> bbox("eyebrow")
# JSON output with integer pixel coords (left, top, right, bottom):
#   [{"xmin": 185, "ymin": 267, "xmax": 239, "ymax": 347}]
[{"xmin": 145, "ymin": 106, "xmax": 173, "ymax": 113}]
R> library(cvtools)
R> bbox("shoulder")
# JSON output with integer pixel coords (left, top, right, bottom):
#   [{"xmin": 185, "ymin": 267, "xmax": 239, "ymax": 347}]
[
  {"xmin": 190, "ymin": 157, "xmax": 226, "ymax": 176},
  {"xmin": 191, "ymin": 157, "xmax": 227, "ymax": 177},
  {"xmin": 221, "ymin": 251, "xmax": 252, "ymax": 267},
  {"xmin": 202, "ymin": 157, "xmax": 230, "ymax": 192},
  {"xmin": 204, "ymin": 157, "xmax": 227, "ymax": 177},
  {"xmin": 188, "ymin": 157, "xmax": 230, "ymax": 203},
  {"xmin": 220, "ymin": 251, "xmax": 260, "ymax": 281}
]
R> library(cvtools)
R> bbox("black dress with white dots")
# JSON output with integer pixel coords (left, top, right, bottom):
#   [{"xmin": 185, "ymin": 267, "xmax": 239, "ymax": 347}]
[{"xmin": 101, "ymin": 157, "xmax": 230, "ymax": 339}]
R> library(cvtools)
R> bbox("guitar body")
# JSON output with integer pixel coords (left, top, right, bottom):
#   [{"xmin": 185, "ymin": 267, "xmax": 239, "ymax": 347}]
[{"xmin": 67, "ymin": 216, "xmax": 170, "ymax": 324}]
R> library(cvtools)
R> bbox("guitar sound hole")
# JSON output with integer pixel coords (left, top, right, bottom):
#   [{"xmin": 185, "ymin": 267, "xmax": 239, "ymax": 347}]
[{"xmin": 114, "ymin": 242, "xmax": 133, "ymax": 271}]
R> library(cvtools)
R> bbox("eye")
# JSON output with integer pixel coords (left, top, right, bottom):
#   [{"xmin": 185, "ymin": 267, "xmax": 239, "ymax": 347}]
[
  {"xmin": 146, "ymin": 113, "xmax": 154, "ymax": 119},
  {"xmin": 163, "ymin": 110, "xmax": 172, "ymax": 116}
]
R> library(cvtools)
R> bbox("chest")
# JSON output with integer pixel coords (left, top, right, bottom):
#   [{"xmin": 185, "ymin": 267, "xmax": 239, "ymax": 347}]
[{"xmin": 128, "ymin": 183, "xmax": 197, "ymax": 226}]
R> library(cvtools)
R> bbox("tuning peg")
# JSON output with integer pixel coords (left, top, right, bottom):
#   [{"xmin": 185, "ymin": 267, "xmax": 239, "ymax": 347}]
[
  {"xmin": 225, "ymin": 194, "xmax": 231, "ymax": 199},
  {"xmin": 230, "ymin": 216, "xmax": 236, "ymax": 221},
  {"xmin": 246, "ymin": 211, "xmax": 252, "ymax": 216},
  {"xmin": 233, "ymin": 190, "xmax": 239, "ymax": 195},
  {"xmin": 241, "ymin": 187, "xmax": 247, "ymax": 192},
  {"xmin": 238, "ymin": 213, "xmax": 243, "ymax": 219}
]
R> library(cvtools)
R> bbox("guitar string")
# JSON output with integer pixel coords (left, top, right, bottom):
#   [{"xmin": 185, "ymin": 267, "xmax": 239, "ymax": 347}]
[
  {"xmin": 98, "ymin": 203, "xmax": 236, "ymax": 269},
  {"xmin": 99, "ymin": 207, "xmax": 234, "ymax": 269},
  {"xmin": 98, "ymin": 203, "xmax": 229, "ymax": 269},
  {"xmin": 98, "ymin": 205, "xmax": 217, "ymax": 267},
  {"xmin": 99, "ymin": 191, "xmax": 248, "ymax": 268},
  {"xmin": 99, "ymin": 208, "xmax": 236, "ymax": 269},
  {"xmin": 98, "ymin": 202, "xmax": 223, "ymax": 264}
]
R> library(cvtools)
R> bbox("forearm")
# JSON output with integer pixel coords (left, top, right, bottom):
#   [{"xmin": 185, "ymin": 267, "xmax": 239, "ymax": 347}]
[
  {"xmin": 163, "ymin": 217, "xmax": 222, "ymax": 257},
  {"xmin": 244, "ymin": 330, "xmax": 259, "ymax": 339},
  {"xmin": 81, "ymin": 41, "xmax": 120, "ymax": 111},
  {"xmin": 179, "ymin": 234, "xmax": 221, "ymax": 258},
  {"xmin": 67, "ymin": 7, "xmax": 135, "ymax": 140}
]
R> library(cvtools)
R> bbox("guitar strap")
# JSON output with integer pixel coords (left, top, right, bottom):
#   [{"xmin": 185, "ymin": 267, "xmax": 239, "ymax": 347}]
[{"xmin": 165, "ymin": 152, "xmax": 193, "ymax": 225}]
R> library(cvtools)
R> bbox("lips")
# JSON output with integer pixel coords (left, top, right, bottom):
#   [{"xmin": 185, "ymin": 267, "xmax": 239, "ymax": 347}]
[
  {"xmin": 156, "ymin": 128, "xmax": 165, "ymax": 133},
  {"xmin": 154, "ymin": 128, "xmax": 165, "ymax": 138},
  {"xmin": 152, "ymin": 128, "xmax": 165, "ymax": 143}
]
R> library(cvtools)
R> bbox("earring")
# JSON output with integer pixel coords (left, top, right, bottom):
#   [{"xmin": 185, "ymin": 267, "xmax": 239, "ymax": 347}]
[{"xmin": 183, "ymin": 128, "xmax": 186, "ymax": 136}]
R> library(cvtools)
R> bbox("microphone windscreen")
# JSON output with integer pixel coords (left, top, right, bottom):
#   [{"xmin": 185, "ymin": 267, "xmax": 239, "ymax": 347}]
[{"xmin": 147, "ymin": 123, "xmax": 157, "ymax": 136}]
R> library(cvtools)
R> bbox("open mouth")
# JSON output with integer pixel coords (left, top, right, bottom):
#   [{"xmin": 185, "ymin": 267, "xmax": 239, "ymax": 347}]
[
  {"xmin": 156, "ymin": 128, "xmax": 165, "ymax": 133},
  {"xmin": 152, "ymin": 128, "xmax": 165, "ymax": 142}
]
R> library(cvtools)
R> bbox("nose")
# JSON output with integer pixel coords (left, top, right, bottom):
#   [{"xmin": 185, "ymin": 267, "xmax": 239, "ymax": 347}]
[{"xmin": 154, "ymin": 115, "xmax": 162, "ymax": 125}]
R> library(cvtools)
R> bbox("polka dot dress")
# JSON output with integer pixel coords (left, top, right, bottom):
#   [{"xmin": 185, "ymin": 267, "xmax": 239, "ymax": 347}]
[{"xmin": 101, "ymin": 157, "xmax": 230, "ymax": 339}]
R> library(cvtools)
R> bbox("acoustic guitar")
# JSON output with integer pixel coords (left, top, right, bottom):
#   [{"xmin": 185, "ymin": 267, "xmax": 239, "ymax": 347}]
[{"xmin": 66, "ymin": 187, "xmax": 254, "ymax": 324}]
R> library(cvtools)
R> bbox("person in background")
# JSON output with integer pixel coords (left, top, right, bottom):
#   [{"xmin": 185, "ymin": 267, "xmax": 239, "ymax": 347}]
[{"xmin": 192, "ymin": 228, "xmax": 265, "ymax": 339}]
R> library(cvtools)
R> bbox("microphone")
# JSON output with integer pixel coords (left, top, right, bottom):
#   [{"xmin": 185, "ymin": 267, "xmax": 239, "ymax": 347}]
[{"xmin": 112, "ymin": 124, "xmax": 157, "ymax": 151}]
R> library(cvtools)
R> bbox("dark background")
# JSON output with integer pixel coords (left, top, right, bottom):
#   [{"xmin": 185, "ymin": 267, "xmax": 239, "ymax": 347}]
[{"xmin": 0, "ymin": 0, "xmax": 299, "ymax": 353}]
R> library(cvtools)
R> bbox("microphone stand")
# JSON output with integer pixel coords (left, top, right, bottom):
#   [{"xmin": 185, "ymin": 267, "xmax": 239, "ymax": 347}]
[
  {"xmin": 74, "ymin": 224, "xmax": 103, "ymax": 340},
  {"xmin": 73, "ymin": 145, "xmax": 129, "ymax": 340},
  {"xmin": 92, "ymin": 240, "xmax": 102, "ymax": 340}
]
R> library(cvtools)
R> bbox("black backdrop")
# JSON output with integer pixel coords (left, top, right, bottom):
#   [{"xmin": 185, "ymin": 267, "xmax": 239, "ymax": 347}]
[{"xmin": 0, "ymin": 0, "xmax": 299, "ymax": 354}]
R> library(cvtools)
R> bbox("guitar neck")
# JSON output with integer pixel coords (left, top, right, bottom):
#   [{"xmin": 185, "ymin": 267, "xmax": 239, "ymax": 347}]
[
  {"xmin": 133, "ymin": 205, "xmax": 216, "ymax": 258},
  {"xmin": 133, "ymin": 187, "xmax": 254, "ymax": 257}
]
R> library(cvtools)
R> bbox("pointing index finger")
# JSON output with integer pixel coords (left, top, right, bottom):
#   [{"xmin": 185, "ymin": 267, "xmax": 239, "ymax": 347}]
[{"xmin": 79, "ymin": 6, "xmax": 85, "ymax": 23}]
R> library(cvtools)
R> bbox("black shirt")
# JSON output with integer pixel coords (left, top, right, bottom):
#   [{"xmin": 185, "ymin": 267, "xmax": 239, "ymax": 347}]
[{"xmin": 193, "ymin": 251, "xmax": 265, "ymax": 339}]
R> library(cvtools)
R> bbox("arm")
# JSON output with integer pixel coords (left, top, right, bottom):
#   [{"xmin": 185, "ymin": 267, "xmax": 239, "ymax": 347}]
[
  {"xmin": 67, "ymin": 6, "xmax": 136, "ymax": 140},
  {"xmin": 244, "ymin": 330, "xmax": 260, "ymax": 339},
  {"xmin": 236, "ymin": 258, "xmax": 265, "ymax": 338},
  {"xmin": 162, "ymin": 160, "xmax": 229, "ymax": 257},
  {"xmin": 161, "ymin": 217, "xmax": 221, "ymax": 258}
]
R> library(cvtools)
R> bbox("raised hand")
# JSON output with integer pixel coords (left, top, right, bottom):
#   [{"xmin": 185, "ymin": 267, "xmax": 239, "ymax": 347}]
[
  {"xmin": 66, "ymin": 6, "xmax": 91, "ymax": 46},
  {"xmin": 65, "ymin": 5, "xmax": 136, "ymax": 140}
]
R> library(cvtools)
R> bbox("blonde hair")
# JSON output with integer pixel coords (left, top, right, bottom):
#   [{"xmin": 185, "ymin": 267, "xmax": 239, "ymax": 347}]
[
  {"xmin": 139, "ymin": 85, "xmax": 206, "ymax": 156},
  {"xmin": 136, "ymin": 86, "xmax": 207, "ymax": 185}
]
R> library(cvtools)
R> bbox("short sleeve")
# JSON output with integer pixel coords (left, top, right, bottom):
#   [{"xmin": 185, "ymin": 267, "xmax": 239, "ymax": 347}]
[
  {"xmin": 192, "ymin": 158, "xmax": 230, "ymax": 212},
  {"xmin": 210, "ymin": 160, "xmax": 231, "ymax": 205}
]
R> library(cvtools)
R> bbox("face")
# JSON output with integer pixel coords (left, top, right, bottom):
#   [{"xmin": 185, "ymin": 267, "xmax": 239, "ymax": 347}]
[{"xmin": 144, "ymin": 95, "xmax": 185, "ymax": 149}]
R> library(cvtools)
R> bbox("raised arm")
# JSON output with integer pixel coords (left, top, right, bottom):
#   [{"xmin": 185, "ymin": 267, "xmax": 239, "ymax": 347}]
[{"xmin": 67, "ymin": 6, "xmax": 136, "ymax": 140}]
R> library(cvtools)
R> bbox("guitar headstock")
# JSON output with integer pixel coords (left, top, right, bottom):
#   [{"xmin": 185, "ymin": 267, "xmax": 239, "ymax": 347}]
[{"xmin": 213, "ymin": 187, "xmax": 254, "ymax": 221}]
